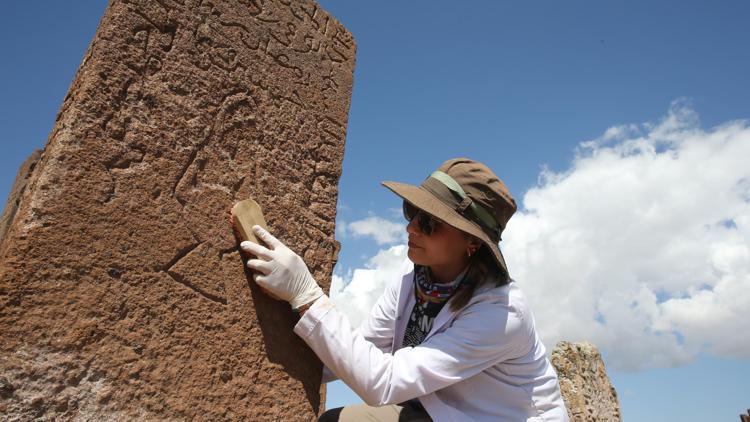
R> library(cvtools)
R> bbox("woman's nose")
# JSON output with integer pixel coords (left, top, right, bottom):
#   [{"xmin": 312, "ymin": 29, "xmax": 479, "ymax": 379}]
[{"xmin": 406, "ymin": 215, "xmax": 421, "ymax": 235}]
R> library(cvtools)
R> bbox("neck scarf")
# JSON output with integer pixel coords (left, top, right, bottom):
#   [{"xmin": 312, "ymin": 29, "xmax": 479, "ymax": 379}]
[
  {"xmin": 402, "ymin": 265, "xmax": 469, "ymax": 348},
  {"xmin": 414, "ymin": 264, "xmax": 468, "ymax": 306}
]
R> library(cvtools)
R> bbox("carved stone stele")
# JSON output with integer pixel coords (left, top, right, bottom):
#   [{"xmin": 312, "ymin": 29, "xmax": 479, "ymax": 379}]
[
  {"xmin": 0, "ymin": 150, "xmax": 42, "ymax": 246},
  {"xmin": 0, "ymin": 0, "xmax": 354, "ymax": 419}
]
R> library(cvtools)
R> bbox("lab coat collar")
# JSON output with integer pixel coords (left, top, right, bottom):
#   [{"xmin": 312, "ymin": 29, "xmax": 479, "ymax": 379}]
[{"xmin": 394, "ymin": 263, "xmax": 486, "ymax": 350}]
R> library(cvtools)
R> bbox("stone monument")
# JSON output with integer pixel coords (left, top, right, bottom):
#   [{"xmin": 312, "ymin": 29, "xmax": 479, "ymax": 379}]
[
  {"xmin": 0, "ymin": 0, "xmax": 354, "ymax": 419},
  {"xmin": 552, "ymin": 341, "xmax": 622, "ymax": 421},
  {"xmin": 0, "ymin": 150, "xmax": 42, "ymax": 245}
]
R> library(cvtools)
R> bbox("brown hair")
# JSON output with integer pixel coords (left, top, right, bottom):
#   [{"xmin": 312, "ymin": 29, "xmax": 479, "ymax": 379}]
[{"xmin": 449, "ymin": 243, "xmax": 510, "ymax": 312}]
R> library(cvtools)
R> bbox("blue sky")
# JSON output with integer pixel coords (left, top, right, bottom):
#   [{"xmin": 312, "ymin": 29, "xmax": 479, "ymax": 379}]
[{"xmin": 1, "ymin": 2, "xmax": 749, "ymax": 421}]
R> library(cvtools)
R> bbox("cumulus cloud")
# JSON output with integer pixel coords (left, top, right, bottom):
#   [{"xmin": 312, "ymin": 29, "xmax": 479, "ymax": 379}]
[
  {"xmin": 345, "ymin": 216, "xmax": 406, "ymax": 245},
  {"xmin": 331, "ymin": 101, "xmax": 750, "ymax": 372},
  {"xmin": 330, "ymin": 245, "xmax": 408, "ymax": 328},
  {"xmin": 504, "ymin": 100, "xmax": 750, "ymax": 370}
]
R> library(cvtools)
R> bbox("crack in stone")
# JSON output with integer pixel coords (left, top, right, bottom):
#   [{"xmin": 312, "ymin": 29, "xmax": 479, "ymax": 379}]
[
  {"xmin": 160, "ymin": 242, "xmax": 200, "ymax": 272},
  {"xmin": 165, "ymin": 270, "xmax": 227, "ymax": 305},
  {"xmin": 218, "ymin": 246, "xmax": 239, "ymax": 260},
  {"xmin": 160, "ymin": 242, "xmax": 227, "ymax": 305}
]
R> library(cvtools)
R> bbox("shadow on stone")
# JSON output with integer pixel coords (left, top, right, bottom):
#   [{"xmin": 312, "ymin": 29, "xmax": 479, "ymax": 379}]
[{"xmin": 243, "ymin": 261, "xmax": 322, "ymax": 415}]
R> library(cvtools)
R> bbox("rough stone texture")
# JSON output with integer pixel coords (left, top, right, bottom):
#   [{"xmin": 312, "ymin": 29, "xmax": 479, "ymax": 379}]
[
  {"xmin": 0, "ymin": 0, "xmax": 354, "ymax": 420},
  {"xmin": 551, "ymin": 341, "xmax": 622, "ymax": 422},
  {"xmin": 0, "ymin": 150, "xmax": 42, "ymax": 247}
]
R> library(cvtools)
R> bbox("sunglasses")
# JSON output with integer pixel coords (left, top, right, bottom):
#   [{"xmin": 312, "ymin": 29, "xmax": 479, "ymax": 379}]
[{"xmin": 403, "ymin": 201, "xmax": 441, "ymax": 235}]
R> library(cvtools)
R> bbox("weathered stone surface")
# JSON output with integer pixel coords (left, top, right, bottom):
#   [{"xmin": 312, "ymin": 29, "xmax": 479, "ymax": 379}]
[
  {"xmin": 551, "ymin": 341, "xmax": 622, "ymax": 422},
  {"xmin": 0, "ymin": 149, "xmax": 42, "ymax": 248},
  {"xmin": 0, "ymin": 0, "xmax": 354, "ymax": 420}
]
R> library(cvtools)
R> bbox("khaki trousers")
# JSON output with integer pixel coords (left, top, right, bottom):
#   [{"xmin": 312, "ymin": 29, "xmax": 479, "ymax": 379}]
[{"xmin": 318, "ymin": 403, "xmax": 432, "ymax": 422}]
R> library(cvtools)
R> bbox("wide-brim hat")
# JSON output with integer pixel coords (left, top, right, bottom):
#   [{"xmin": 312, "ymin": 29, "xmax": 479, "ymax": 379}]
[{"xmin": 382, "ymin": 158, "xmax": 517, "ymax": 275}]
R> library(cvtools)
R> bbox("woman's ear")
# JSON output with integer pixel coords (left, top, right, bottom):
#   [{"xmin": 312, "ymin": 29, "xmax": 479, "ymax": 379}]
[{"xmin": 467, "ymin": 237, "xmax": 482, "ymax": 255}]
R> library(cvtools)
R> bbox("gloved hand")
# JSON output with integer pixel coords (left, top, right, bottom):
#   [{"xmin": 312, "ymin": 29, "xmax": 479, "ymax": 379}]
[{"xmin": 240, "ymin": 225, "xmax": 324, "ymax": 310}]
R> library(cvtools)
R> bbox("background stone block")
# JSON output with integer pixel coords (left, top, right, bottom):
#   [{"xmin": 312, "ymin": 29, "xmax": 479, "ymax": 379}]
[
  {"xmin": 552, "ymin": 341, "xmax": 622, "ymax": 422},
  {"xmin": 0, "ymin": 0, "xmax": 354, "ymax": 419}
]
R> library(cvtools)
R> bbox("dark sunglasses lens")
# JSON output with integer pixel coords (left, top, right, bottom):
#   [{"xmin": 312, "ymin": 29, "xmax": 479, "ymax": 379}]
[
  {"xmin": 403, "ymin": 201, "xmax": 417, "ymax": 221},
  {"xmin": 403, "ymin": 201, "xmax": 437, "ymax": 234},
  {"xmin": 418, "ymin": 213, "xmax": 434, "ymax": 235}
]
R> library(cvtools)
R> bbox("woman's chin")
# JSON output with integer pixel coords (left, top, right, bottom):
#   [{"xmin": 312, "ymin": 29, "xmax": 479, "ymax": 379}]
[{"xmin": 407, "ymin": 248, "xmax": 427, "ymax": 265}]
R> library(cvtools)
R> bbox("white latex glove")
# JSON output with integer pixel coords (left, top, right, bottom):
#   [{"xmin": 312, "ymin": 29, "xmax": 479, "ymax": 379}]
[{"xmin": 241, "ymin": 225, "xmax": 324, "ymax": 309}]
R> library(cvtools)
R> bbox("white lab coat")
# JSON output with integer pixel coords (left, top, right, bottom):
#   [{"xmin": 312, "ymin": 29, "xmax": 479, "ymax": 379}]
[{"xmin": 293, "ymin": 259, "xmax": 568, "ymax": 421}]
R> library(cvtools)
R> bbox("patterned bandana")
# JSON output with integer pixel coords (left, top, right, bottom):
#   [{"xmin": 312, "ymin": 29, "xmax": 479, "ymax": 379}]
[
  {"xmin": 402, "ymin": 265, "xmax": 468, "ymax": 348},
  {"xmin": 415, "ymin": 265, "xmax": 467, "ymax": 304}
]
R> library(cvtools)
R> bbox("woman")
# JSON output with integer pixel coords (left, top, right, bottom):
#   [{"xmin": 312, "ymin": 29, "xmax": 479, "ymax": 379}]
[{"xmin": 241, "ymin": 158, "xmax": 568, "ymax": 421}]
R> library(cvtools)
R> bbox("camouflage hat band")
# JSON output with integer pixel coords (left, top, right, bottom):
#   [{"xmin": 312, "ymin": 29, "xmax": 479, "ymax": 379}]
[{"xmin": 422, "ymin": 171, "xmax": 501, "ymax": 239}]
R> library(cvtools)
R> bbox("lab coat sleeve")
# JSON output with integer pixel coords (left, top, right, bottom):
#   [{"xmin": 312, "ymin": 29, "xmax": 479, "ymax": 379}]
[
  {"xmin": 321, "ymin": 268, "xmax": 402, "ymax": 383},
  {"xmin": 294, "ymin": 292, "xmax": 528, "ymax": 407}
]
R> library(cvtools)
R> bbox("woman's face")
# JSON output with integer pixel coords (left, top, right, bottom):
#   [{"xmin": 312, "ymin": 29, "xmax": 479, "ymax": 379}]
[{"xmin": 406, "ymin": 209, "xmax": 479, "ymax": 282}]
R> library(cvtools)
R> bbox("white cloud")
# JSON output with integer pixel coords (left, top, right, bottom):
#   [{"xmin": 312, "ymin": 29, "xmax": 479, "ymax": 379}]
[
  {"xmin": 580, "ymin": 123, "xmax": 639, "ymax": 149},
  {"xmin": 386, "ymin": 207, "xmax": 403, "ymax": 220},
  {"xmin": 503, "ymin": 101, "xmax": 750, "ymax": 371},
  {"xmin": 330, "ymin": 245, "xmax": 408, "ymax": 328},
  {"xmin": 331, "ymin": 102, "xmax": 750, "ymax": 372},
  {"xmin": 345, "ymin": 216, "xmax": 406, "ymax": 245},
  {"xmin": 336, "ymin": 218, "xmax": 348, "ymax": 239}
]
